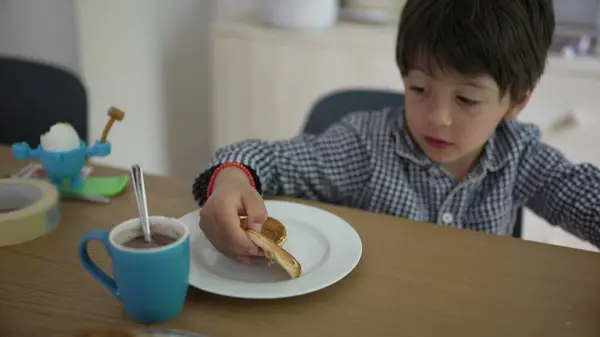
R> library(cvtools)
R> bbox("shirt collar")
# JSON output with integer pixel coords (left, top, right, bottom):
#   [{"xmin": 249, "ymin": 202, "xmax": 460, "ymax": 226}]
[{"xmin": 392, "ymin": 107, "xmax": 511, "ymax": 172}]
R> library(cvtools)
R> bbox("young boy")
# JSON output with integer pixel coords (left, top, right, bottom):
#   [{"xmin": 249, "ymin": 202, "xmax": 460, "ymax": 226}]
[{"xmin": 193, "ymin": 0, "xmax": 600, "ymax": 263}]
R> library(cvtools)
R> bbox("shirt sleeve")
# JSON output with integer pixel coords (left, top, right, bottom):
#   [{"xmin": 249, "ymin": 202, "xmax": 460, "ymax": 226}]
[
  {"xmin": 514, "ymin": 139, "xmax": 600, "ymax": 246},
  {"xmin": 193, "ymin": 112, "xmax": 375, "ymax": 207}
]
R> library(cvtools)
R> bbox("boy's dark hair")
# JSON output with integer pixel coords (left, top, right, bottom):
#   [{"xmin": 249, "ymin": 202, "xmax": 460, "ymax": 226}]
[{"xmin": 396, "ymin": 0, "xmax": 555, "ymax": 102}]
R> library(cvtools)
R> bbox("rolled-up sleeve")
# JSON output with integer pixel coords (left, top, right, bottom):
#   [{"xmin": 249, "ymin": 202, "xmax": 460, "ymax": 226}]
[
  {"xmin": 514, "ymin": 140, "xmax": 600, "ymax": 247},
  {"xmin": 195, "ymin": 112, "xmax": 375, "ymax": 206}
]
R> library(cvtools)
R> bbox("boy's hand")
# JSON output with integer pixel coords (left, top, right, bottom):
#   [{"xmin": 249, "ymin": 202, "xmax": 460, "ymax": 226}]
[{"xmin": 199, "ymin": 167, "xmax": 267, "ymax": 263}]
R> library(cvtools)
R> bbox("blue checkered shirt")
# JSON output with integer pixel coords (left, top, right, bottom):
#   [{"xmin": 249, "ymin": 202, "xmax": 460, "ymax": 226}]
[{"xmin": 204, "ymin": 107, "xmax": 600, "ymax": 247}]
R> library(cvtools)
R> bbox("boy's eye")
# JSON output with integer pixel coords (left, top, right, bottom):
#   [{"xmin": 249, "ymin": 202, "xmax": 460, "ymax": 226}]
[
  {"xmin": 409, "ymin": 85, "xmax": 425, "ymax": 94},
  {"xmin": 458, "ymin": 96, "xmax": 479, "ymax": 106}
]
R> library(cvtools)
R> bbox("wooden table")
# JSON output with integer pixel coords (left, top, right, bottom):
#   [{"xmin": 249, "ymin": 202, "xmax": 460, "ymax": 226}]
[{"xmin": 1, "ymin": 145, "xmax": 600, "ymax": 337}]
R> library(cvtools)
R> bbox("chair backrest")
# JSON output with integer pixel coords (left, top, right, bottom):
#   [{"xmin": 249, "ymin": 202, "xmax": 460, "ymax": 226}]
[
  {"xmin": 302, "ymin": 89, "xmax": 405, "ymax": 135},
  {"xmin": 301, "ymin": 88, "xmax": 522, "ymax": 238},
  {"xmin": 0, "ymin": 57, "xmax": 88, "ymax": 147}
]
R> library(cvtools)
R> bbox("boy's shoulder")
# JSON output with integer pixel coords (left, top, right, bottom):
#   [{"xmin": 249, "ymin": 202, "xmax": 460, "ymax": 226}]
[
  {"xmin": 497, "ymin": 119, "xmax": 541, "ymax": 145},
  {"xmin": 493, "ymin": 118, "xmax": 543, "ymax": 161},
  {"xmin": 336, "ymin": 106, "xmax": 402, "ymax": 135}
]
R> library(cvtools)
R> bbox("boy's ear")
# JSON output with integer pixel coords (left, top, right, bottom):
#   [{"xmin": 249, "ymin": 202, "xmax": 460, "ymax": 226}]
[{"xmin": 504, "ymin": 88, "xmax": 533, "ymax": 120}]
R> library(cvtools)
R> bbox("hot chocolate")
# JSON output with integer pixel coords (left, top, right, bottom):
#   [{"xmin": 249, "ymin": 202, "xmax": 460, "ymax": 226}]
[{"xmin": 123, "ymin": 233, "xmax": 177, "ymax": 249}]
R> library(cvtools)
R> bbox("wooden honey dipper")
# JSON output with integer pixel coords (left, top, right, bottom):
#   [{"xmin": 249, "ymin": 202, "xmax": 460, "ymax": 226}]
[{"xmin": 100, "ymin": 106, "xmax": 125, "ymax": 143}]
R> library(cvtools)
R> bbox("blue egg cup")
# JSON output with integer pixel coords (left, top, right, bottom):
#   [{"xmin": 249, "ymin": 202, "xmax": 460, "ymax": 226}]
[{"xmin": 11, "ymin": 140, "xmax": 111, "ymax": 190}]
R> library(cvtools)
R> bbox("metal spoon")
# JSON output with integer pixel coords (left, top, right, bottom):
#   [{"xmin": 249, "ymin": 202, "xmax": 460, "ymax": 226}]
[{"xmin": 131, "ymin": 164, "xmax": 152, "ymax": 242}]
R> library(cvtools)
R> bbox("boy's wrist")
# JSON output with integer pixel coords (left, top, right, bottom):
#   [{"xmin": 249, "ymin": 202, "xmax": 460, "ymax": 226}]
[
  {"xmin": 207, "ymin": 163, "xmax": 257, "ymax": 198},
  {"xmin": 213, "ymin": 167, "xmax": 252, "ymax": 190}
]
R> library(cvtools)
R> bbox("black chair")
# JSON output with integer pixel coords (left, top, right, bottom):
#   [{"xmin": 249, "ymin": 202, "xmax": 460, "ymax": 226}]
[
  {"xmin": 302, "ymin": 89, "xmax": 523, "ymax": 238},
  {"xmin": 0, "ymin": 57, "xmax": 88, "ymax": 147}
]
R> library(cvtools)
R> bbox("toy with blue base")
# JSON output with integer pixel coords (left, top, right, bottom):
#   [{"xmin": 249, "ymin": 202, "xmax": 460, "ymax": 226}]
[
  {"xmin": 11, "ymin": 106, "xmax": 125, "ymax": 192},
  {"xmin": 12, "ymin": 140, "xmax": 111, "ymax": 190}
]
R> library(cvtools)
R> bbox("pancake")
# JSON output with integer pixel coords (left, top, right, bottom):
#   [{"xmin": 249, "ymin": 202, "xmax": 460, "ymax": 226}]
[
  {"xmin": 240, "ymin": 216, "xmax": 301, "ymax": 279},
  {"xmin": 240, "ymin": 216, "xmax": 287, "ymax": 246},
  {"xmin": 245, "ymin": 229, "xmax": 302, "ymax": 279}
]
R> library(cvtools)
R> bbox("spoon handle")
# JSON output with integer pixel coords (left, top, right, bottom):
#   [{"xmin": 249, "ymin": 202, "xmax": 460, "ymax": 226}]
[{"xmin": 131, "ymin": 164, "xmax": 152, "ymax": 242}]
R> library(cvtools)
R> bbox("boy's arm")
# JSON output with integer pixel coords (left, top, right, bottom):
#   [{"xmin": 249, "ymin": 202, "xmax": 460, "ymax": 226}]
[
  {"xmin": 193, "ymin": 112, "xmax": 375, "ymax": 207},
  {"xmin": 514, "ymin": 140, "xmax": 600, "ymax": 246}
]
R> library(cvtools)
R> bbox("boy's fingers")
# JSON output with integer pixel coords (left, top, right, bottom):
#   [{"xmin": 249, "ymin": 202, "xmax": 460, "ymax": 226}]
[
  {"xmin": 216, "ymin": 201, "xmax": 261, "ymax": 257},
  {"xmin": 241, "ymin": 191, "xmax": 267, "ymax": 232}
]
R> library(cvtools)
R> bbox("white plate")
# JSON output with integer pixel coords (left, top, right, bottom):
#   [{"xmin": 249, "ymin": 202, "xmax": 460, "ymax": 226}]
[{"xmin": 179, "ymin": 200, "xmax": 363, "ymax": 299}]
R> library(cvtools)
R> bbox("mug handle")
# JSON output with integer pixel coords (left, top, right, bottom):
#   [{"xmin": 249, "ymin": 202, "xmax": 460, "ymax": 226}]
[{"xmin": 78, "ymin": 230, "xmax": 118, "ymax": 297}]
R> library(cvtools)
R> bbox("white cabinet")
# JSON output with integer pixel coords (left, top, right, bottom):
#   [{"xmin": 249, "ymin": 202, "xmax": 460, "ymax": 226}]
[
  {"xmin": 520, "ymin": 74, "xmax": 600, "ymax": 137},
  {"xmin": 210, "ymin": 20, "xmax": 401, "ymax": 151},
  {"xmin": 210, "ymin": 19, "xmax": 600, "ymax": 251}
]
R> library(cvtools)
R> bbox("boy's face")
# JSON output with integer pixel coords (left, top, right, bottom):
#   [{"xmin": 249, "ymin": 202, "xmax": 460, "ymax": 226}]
[{"xmin": 402, "ymin": 61, "xmax": 530, "ymax": 174}]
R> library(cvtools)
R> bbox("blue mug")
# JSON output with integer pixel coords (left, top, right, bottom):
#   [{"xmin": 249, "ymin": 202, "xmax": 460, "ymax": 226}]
[{"xmin": 79, "ymin": 216, "xmax": 190, "ymax": 324}]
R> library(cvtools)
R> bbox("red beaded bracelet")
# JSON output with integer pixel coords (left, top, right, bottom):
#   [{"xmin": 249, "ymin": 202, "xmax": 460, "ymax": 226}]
[{"xmin": 206, "ymin": 162, "xmax": 256, "ymax": 198}]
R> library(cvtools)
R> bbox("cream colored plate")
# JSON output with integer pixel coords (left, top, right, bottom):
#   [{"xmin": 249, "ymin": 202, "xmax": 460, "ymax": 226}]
[{"xmin": 179, "ymin": 200, "xmax": 363, "ymax": 299}]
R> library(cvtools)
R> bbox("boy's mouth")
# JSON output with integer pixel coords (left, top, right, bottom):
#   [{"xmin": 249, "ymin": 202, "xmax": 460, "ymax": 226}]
[{"xmin": 424, "ymin": 136, "xmax": 453, "ymax": 149}]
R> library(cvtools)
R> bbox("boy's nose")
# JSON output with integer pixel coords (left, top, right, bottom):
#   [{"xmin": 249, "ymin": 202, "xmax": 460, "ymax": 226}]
[{"xmin": 427, "ymin": 100, "xmax": 452, "ymax": 127}]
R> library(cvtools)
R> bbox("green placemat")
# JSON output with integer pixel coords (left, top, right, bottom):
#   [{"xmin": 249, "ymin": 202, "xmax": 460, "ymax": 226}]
[{"xmin": 61, "ymin": 175, "xmax": 129, "ymax": 197}]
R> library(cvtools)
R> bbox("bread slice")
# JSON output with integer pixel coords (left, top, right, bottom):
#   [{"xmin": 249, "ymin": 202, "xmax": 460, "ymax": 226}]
[
  {"xmin": 246, "ymin": 229, "xmax": 302, "ymax": 279},
  {"xmin": 240, "ymin": 217, "xmax": 287, "ymax": 246}
]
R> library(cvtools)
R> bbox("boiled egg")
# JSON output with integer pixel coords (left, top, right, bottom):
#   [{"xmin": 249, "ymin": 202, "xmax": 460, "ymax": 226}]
[{"xmin": 40, "ymin": 123, "xmax": 81, "ymax": 152}]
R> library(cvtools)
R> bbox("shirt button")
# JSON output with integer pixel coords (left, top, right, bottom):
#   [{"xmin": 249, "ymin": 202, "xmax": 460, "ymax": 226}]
[{"xmin": 442, "ymin": 212, "xmax": 453, "ymax": 225}]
